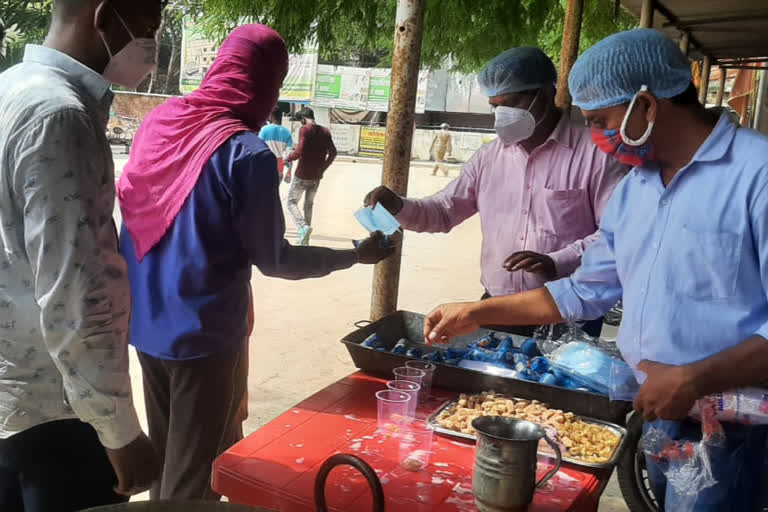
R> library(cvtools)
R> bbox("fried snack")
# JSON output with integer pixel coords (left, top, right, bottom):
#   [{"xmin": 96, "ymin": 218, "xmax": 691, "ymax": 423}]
[{"xmin": 435, "ymin": 392, "xmax": 621, "ymax": 464}]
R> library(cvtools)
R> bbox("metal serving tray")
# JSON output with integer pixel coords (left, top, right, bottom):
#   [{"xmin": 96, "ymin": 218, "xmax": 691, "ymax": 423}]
[
  {"xmin": 341, "ymin": 310, "xmax": 632, "ymax": 424},
  {"xmin": 426, "ymin": 400, "xmax": 629, "ymax": 469}
]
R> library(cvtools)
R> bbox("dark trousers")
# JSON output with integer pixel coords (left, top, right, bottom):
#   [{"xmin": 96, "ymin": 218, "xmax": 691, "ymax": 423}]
[
  {"xmin": 479, "ymin": 291, "xmax": 604, "ymax": 338},
  {"xmin": 644, "ymin": 419, "xmax": 768, "ymax": 511},
  {"xmin": 138, "ymin": 343, "xmax": 248, "ymax": 501},
  {"xmin": 0, "ymin": 419, "xmax": 126, "ymax": 512}
]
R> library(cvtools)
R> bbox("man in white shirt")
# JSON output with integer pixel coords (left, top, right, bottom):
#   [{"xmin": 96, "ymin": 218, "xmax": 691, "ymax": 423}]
[{"xmin": 0, "ymin": 0, "xmax": 162, "ymax": 510}]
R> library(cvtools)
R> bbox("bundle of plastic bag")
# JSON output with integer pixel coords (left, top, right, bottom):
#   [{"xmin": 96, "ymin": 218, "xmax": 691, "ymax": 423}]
[
  {"xmin": 534, "ymin": 323, "xmax": 622, "ymax": 359},
  {"xmin": 546, "ymin": 340, "xmax": 630, "ymax": 395},
  {"xmin": 640, "ymin": 398, "xmax": 724, "ymax": 512}
]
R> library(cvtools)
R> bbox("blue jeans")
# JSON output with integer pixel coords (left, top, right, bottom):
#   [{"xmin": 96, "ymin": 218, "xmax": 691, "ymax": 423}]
[{"xmin": 644, "ymin": 419, "xmax": 768, "ymax": 511}]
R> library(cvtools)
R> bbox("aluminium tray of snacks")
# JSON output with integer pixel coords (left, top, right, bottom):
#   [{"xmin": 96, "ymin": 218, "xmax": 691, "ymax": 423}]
[
  {"xmin": 341, "ymin": 310, "xmax": 631, "ymax": 424},
  {"xmin": 426, "ymin": 400, "xmax": 629, "ymax": 469}
]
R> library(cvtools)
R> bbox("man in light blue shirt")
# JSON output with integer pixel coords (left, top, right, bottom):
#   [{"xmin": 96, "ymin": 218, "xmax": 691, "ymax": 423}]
[{"xmin": 424, "ymin": 29, "xmax": 768, "ymax": 511}]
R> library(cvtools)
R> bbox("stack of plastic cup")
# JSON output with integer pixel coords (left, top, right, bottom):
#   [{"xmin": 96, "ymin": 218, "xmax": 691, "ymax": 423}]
[
  {"xmin": 393, "ymin": 366, "xmax": 425, "ymax": 387},
  {"xmin": 387, "ymin": 380, "xmax": 421, "ymax": 418},
  {"xmin": 375, "ymin": 390, "xmax": 411, "ymax": 435},
  {"xmin": 405, "ymin": 360, "xmax": 436, "ymax": 398},
  {"xmin": 398, "ymin": 419, "xmax": 434, "ymax": 472}
]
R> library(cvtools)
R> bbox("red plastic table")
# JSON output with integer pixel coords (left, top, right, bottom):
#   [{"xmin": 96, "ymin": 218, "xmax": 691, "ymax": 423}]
[{"xmin": 213, "ymin": 372, "xmax": 614, "ymax": 512}]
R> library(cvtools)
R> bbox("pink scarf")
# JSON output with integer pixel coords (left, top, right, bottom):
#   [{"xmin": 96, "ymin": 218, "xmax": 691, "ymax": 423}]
[{"xmin": 117, "ymin": 24, "xmax": 288, "ymax": 260}]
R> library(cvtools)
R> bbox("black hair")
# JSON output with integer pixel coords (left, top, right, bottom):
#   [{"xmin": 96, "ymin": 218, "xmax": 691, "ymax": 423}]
[{"xmin": 669, "ymin": 83, "xmax": 701, "ymax": 106}]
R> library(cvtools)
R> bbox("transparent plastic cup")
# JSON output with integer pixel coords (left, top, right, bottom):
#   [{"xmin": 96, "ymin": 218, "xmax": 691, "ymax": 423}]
[
  {"xmin": 398, "ymin": 419, "xmax": 434, "ymax": 472},
  {"xmin": 387, "ymin": 380, "xmax": 421, "ymax": 418},
  {"xmin": 376, "ymin": 390, "xmax": 411, "ymax": 435},
  {"xmin": 393, "ymin": 366, "xmax": 426, "ymax": 390},
  {"xmin": 405, "ymin": 360, "xmax": 436, "ymax": 398}
]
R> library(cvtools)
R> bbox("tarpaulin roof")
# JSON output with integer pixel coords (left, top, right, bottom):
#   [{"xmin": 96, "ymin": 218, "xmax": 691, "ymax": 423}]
[{"xmin": 620, "ymin": 0, "xmax": 768, "ymax": 61}]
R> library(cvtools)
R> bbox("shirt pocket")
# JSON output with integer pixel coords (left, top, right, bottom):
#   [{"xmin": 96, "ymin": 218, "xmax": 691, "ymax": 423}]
[
  {"xmin": 671, "ymin": 227, "xmax": 741, "ymax": 300},
  {"xmin": 538, "ymin": 188, "xmax": 591, "ymax": 238}
]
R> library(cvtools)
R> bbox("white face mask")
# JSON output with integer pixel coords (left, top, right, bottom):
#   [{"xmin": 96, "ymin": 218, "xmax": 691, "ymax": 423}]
[
  {"xmin": 620, "ymin": 85, "xmax": 655, "ymax": 146},
  {"xmin": 493, "ymin": 90, "xmax": 543, "ymax": 146},
  {"xmin": 99, "ymin": 7, "xmax": 157, "ymax": 89}
]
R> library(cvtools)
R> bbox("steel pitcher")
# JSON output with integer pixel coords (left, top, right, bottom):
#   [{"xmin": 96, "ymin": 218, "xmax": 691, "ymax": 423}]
[{"xmin": 472, "ymin": 416, "xmax": 562, "ymax": 512}]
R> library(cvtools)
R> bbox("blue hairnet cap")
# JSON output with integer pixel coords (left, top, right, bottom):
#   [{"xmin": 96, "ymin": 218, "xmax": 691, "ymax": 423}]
[
  {"xmin": 478, "ymin": 47, "xmax": 557, "ymax": 97},
  {"xmin": 569, "ymin": 29, "xmax": 692, "ymax": 111}
]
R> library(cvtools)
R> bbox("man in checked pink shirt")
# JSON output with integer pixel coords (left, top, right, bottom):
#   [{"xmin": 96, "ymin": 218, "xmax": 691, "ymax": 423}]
[{"xmin": 365, "ymin": 47, "xmax": 627, "ymax": 337}]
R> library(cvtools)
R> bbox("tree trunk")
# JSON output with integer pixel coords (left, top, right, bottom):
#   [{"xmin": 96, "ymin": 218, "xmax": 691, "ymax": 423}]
[
  {"xmin": 146, "ymin": 14, "xmax": 168, "ymax": 93},
  {"xmin": 163, "ymin": 33, "xmax": 178, "ymax": 94}
]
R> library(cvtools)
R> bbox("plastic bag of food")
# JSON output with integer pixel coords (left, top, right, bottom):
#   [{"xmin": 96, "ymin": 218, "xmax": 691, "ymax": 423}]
[{"xmin": 640, "ymin": 398, "xmax": 724, "ymax": 512}]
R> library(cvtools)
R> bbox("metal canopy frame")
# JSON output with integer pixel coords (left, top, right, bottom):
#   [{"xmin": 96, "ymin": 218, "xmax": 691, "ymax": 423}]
[{"xmin": 621, "ymin": 0, "xmax": 768, "ymax": 63}]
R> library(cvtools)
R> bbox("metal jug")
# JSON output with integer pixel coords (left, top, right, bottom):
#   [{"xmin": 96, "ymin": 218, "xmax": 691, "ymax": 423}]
[{"xmin": 471, "ymin": 416, "xmax": 562, "ymax": 512}]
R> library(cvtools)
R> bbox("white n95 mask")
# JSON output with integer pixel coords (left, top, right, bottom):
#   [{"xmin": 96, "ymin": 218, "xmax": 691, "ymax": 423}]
[
  {"xmin": 493, "ymin": 90, "xmax": 543, "ymax": 146},
  {"xmin": 99, "ymin": 7, "xmax": 157, "ymax": 89}
]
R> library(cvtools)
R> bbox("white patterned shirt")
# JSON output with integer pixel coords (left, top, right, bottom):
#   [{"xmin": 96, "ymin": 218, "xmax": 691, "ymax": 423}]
[{"xmin": 0, "ymin": 45, "xmax": 141, "ymax": 449}]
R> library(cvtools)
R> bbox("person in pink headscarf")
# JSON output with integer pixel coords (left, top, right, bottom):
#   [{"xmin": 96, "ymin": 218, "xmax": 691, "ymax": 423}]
[{"xmin": 117, "ymin": 25, "xmax": 392, "ymax": 500}]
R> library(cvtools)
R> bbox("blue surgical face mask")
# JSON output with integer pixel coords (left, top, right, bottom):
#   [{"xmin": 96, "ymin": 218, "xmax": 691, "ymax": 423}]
[{"xmin": 354, "ymin": 204, "xmax": 401, "ymax": 235}]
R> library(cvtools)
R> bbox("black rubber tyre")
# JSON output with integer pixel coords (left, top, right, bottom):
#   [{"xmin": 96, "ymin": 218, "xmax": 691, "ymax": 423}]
[{"xmin": 617, "ymin": 413, "xmax": 659, "ymax": 512}]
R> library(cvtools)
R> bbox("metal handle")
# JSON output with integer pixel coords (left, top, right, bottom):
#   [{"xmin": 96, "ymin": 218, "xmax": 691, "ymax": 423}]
[
  {"xmin": 535, "ymin": 434, "xmax": 562, "ymax": 489},
  {"xmin": 314, "ymin": 454, "xmax": 385, "ymax": 512},
  {"xmin": 354, "ymin": 320, "xmax": 373, "ymax": 329}
]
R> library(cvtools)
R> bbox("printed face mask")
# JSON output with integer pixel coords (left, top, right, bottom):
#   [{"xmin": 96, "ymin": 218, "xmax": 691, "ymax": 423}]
[{"xmin": 590, "ymin": 85, "xmax": 655, "ymax": 167}]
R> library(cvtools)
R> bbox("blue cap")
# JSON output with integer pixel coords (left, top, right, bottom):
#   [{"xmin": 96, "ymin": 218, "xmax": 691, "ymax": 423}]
[
  {"xmin": 569, "ymin": 29, "xmax": 692, "ymax": 111},
  {"xmin": 478, "ymin": 47, "xmax": 557, "ymax": 97}
]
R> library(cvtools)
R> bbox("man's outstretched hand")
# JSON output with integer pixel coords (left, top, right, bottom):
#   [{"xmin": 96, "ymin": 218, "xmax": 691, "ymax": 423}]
[
  {"xmin": 423, "ymin": 302, "xmax": 479, "ymax": 345},
  {"xmin": 355, "ymin": 231, "xmax": 396, "ymax": 264},
  {"xmin": 364, "ymin": 186, "xmax": 404, "ymax": 215}
]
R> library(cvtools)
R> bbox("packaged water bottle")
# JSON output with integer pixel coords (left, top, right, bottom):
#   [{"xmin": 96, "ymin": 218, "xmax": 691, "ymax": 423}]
[
  {"xmin": 406, "ymin": 347, "xmax": 423, "ymax": 359},
  {"xmin": 392, "ymin": 338, "xmax": 409, "ymax": 355}
]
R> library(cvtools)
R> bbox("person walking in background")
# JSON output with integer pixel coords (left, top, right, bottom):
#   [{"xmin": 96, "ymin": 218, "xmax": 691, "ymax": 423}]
[
  {"xmin": 0, "ymin": 0, "xmax": 163, "ymax": 510},
  {"xmin": 117, "ymin": 25, "xmax": 391, "ymax": 501},
  {"xmin": 286, "ymin": 107, "xmax": 337, "ymax": 246},
  {"xmin": 258, "ymin": 110, "xmax": 293, "ymax": 182},
  {"xmin": 430, "ymin": 123, "xmax": 453, "ymax": 176}
]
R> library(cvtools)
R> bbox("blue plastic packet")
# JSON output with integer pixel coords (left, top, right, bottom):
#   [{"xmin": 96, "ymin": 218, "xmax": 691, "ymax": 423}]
[
  {"xmin": 424, "ymin": 351, "xmax": 444, "ymax": 362},
  {"xmin": 548, "ymin": 341, "xmax": 628, "ymax": 395},
  {"xmin": 354, "ymin": 204, "xmax": 401, "ymax": 235},
  {"xmin": 511, "ymin": 353, "xmax": 529, "ymax": 366},
  {"xmin": 530, "ymin": 356, "xmax": 550, "ymax": 374},
  {"xmin": 445, "ymin": 347, "xmax": 470, "ymax": 359},
  {"xmin": 443, "ymin": 358, "xmax": 462, "ymax": 366},
  {"xmin": 362, "ymin": 333, "xmax": 385, "ymax": 349},
  {"xmin": 406, "ymin": 347, "xmax": 423, "ymax": 359},
  {"xmin": 539, "ymin": 373, "xmax": 559, "ymax": 386},
  {"xmin": 392, "ymin": 338, "xmax": 409, "ymax": 355},
  {"xmin": 521, "ymin": 338, "xmax": 542, "ymax": 358}
]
